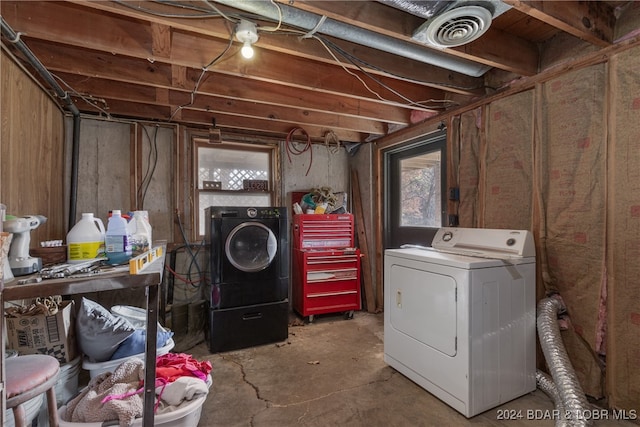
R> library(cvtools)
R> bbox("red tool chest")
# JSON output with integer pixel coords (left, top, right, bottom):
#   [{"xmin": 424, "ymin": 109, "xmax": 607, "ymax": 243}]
[
  {"xmin": 292, "ymin": 248, "xmax": 361, "ymax": 322},
  {"xmin": 293, "ymin": 214, "xmax": 354, "ymax": 249}
]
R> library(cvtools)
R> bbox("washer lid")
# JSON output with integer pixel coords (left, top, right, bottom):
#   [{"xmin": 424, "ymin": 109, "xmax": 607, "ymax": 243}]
[{"xmin": 385, "ymin": 247, "xmax": 512, "ymax": 269}]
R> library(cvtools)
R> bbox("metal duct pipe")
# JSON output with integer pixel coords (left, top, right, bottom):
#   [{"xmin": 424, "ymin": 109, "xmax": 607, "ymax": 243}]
[
  {"xmin": 376, "ymin": 0, "xmax": 454, "ymax": 19},
  {"xmin": 213, "ymin": 0, "xmax": 491, "ymax": 77},
  {"xmin": 1, "ymin": 17, "xmax": 82, "ymax": 229},
  {"xmin": 537, "ymin": 297, "xmax": 593, "ymax": 427},
  {"xmin": 537, "ymin": 369, "xmax": 570, "ymax": 427}
]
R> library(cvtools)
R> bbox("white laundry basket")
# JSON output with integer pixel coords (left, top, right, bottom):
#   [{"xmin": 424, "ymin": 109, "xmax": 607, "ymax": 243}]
[
  {"xmin": 57, "ymin": 393, "xmax": 207, "ymax": 427},
  {"xmin": 82, "ymin": 338, "xmax": 175, "ymax": 378},
  {"xmin": 110, "ymin": 305, "xmax": 148, "ymax": 328},
  {"xmin": 37, "ymin": 356, "xmax": 81, "ymax": 427},
  {"xmin": 4, "ymin": 394, "xmax": 43, "ymax": 427},
  {"xmin": 57, "ymin": 375, "xmax": 211, "ymax": 427}
]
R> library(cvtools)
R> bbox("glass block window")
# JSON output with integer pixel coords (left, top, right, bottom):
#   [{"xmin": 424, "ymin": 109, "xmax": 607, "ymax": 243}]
[{"xmin": 196, "ymin": 143, "xmax": 273, "ymax": 236}]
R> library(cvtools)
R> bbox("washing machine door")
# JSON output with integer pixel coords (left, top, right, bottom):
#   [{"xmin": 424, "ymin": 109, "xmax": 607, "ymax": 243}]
[{"xmin": 225, "ymin": 222, "xmax": 278, "ymax": 272}]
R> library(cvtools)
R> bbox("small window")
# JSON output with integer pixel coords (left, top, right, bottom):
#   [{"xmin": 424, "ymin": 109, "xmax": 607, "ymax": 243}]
[
  {"xmin": 399, "ymin": 150, "xmax": 442, "ymax": 228},
  {"xmin": 384, "ymin": 131, "xmax": 446, "ymax": 249},
  {"xmin": 195, "ymin": 140, "xmax": 274, "ymax": 236}
]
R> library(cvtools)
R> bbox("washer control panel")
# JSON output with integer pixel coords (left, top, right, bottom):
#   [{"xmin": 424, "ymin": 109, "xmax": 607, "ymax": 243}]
[{"xmin": 431, "ymin": 227, "xmax": 535, "ymax": 258}]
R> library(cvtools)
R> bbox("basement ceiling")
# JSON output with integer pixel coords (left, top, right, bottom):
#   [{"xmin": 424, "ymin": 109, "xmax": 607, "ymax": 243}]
[{"xmin": 0, "ymin": 1, "xmax": 629, "ymax": 143}]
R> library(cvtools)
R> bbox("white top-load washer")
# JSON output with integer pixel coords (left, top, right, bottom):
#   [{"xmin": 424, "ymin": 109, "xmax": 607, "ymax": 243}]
[{"xmin": 384, "ymin": 227, "xmax": 536, "ymax": 417}]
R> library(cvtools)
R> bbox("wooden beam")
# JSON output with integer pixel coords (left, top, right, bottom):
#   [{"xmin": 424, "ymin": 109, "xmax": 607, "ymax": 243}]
[
  {"xmin": 50, "ymin": 71, "xmax": 387, "ymax": 135},
  {"xmin": 503, "ymin": 0, "xmax": 615, "ymax": 46},
  {"xmin": 276, "ymin": 0, "xmax": 540, "ymax": 75},
  {"xmin": 2, "ymin": 0, "xmax": 476, "ymax": 98},
  {"xmin": 63, "ymin": 0, "xmax": 486, "ymax": 95},
  {"xmin": 93, "ymin": 98, "xmax": 366, "ymax": 142},
  {"xmin": 351, "ymin": 168, "xmax": 377, "ymax": 313},
  {"xmin": 20, "ymin": 39, "xmax": 413, "ymax": 126}
]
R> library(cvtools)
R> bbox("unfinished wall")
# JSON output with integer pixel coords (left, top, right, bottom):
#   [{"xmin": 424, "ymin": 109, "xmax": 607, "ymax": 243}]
[
  {"xmin": 0, "ymin": 50, "xmax": 65, "ymax": 244},
  {"xmin": 483, "ymin": 90, "xmax": 535, "ymax": 230},
  {"xmin": 608, "ymin": 45, "xmax": 640, "ymax": 413},
  {"xmin": 452, "ymin": 109, "xmax": 481, "ymax": 228},
  {"xmin": 64, "ymin": 117, "xmax": 176, "ymax": 243},
  {"xmin": 281, "ymin": 141, "xmax": 349, "ymax": 208},
  {"xmin": 452, "ymin": 44, "xmax": 640, "ymax": 412}
]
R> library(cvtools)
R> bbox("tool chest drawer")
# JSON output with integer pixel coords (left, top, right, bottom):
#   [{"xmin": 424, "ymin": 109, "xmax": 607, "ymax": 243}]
[
  {"xmin": 293, "ymin": 214, "xmax": 354, "ymax": 249},
  {"xmin": 292, "ymin": 248, "xmax": 361, "ymax": 322}
]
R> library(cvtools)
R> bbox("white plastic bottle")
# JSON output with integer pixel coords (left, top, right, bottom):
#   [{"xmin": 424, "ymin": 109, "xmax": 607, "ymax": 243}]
[
  {"xmin": 67, "ymin": 213, "xmax": 106, "ymax": 264},
  {"xmin": 130, "ymin": 210, "xmax": 152, "ymax": 256},
  {"xmin": 105, "ymin": 210, "xmax": 132, "ymax": 265}
]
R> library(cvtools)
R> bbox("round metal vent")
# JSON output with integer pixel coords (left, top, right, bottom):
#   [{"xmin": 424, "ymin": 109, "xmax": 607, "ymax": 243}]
[{"xmin": 422, "ymin": 5, "xmax": 493, "ymax": 48}]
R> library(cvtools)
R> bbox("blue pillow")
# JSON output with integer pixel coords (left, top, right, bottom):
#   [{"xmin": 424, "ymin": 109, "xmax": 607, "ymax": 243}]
[
  {"xmin": 77, "ymin": 298, "xmax": 136, "ymax": 363},
  {"xmin": 111, "ymin": 329, "xmax": 174, "ymax": 360}
]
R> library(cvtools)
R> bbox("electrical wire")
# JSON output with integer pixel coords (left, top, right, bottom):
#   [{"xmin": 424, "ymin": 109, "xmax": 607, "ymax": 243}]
[
  {"xmin": 285, "ymin": 127, "xmax": 312, "ymax": 176},
  {"xmin": 175, "ymin": 209, "xmax": 205, "ymax": 289},
  {"xmin": 313, "ymin": 35, "xmax": 458, "ymax": 109},
  {"xmin": 257, "ymin": 0, "xmax": 283, "ymax": 32},
  {"xmin": 324, "ymin": 130, "xmax": 341, "ymax": 155},
  {"xmin": 267, "ymin": 28, "xmax": 459, "ymax": 110},
  {"xmin": 138, "ymin": 124, "xmax": 159, "ymax": 209},
  {"xmin": 319, "ymin": 35, "xmax": 490, "ymax": 92},
  {"xmin": 201, "ymin": 0, "xmax": 237, "ymax": 22},
  {"xmin": 50, "ymin": 72, "xmax": 112, "ymax": 117},
  {"xmin": 114, "ymin": 0, "xmax": 222, "ymax": 19},
  {"xmin": 169, "ymin": 30, "xmax": 235, "ymax": 122},
  {"xmin": 165, "ymin": 263, "xmax": 206, "ymax": 286}
]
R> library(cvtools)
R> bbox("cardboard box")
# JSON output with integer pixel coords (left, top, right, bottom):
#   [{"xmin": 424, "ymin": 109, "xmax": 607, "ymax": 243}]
[{"xmin": 5, "ymin": 299, "xmax": 77, "ymax": 363}]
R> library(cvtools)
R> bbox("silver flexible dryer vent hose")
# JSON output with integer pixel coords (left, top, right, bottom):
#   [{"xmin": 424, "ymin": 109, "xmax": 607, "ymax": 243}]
[
  {"xmin": 537, "ymin": 297, "xmax": 593, "ymax": 427},
  {"xmin": 536, "ymin": 369, "xmax": 569, "ymax": 427}
]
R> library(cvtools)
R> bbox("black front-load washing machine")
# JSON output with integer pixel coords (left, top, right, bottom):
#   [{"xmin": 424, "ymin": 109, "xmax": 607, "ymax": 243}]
[{"xmin": 204, "ymin": 206, "xmax": 289, "ymax": 352}]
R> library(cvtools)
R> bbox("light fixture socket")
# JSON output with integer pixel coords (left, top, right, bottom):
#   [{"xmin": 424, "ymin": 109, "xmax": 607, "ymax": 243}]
[{"xmin": 236, "ymin": 20, "xmax": 258, "ymax": 51}]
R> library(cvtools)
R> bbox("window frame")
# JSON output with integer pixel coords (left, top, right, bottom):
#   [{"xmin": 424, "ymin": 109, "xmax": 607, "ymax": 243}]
[
  {"xmin": 193, "ymin": 137, "xmax": 277, "ymax": 238},
  {"xmin": 383, "ymin": 130, "xmax": 447, "ymax": 249}
]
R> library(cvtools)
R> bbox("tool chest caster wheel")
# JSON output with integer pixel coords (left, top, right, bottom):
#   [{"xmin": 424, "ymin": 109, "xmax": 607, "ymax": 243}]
[{"xmin": 344, "ymin": 310, "xmax": 354, "ymax": 320}]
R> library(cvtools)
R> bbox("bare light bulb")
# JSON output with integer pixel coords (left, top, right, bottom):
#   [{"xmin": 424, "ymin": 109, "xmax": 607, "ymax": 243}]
[
  {"xmin": 241, "ymin": 41, "xmax": 254, "ymax": 59},
  {"xmin": 236, "ymin": 20, "xmax": 258, "ymax": 60}
]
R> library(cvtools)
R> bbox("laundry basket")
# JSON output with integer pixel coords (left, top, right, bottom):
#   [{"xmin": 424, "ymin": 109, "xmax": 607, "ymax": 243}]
[
  {"xmin": 58, "ymin": 393, "xmax": 207, "ymax": 427},
  {"xmin": 57, "ymin": 375, "xmax": 211, "ymax": 427},
  {"xmin": 37, "ymin": 356, "xmax": 82, "ymax": 427},
  {"xmin": 110, "ymin": 305, "xmax": 148, "ymax": 328},
  {"xmin": 82, "ymin": 338, "xmax": 175, "ymax": 378}
]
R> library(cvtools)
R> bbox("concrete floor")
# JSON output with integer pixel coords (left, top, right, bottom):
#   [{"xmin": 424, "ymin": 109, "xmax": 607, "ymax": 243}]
[{"xmin": 189, "ymin": 312, "xmax": 637, "ymax": 427}]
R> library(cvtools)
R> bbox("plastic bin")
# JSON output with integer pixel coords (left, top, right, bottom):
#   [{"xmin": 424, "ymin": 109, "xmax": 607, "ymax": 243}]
[
  {"xmin": 4, "ymin": 394, "xmax": 43, "ymax": 427},
  {"xmin": 110, "ymin": 304, "xmax": 168, "ymax": 331},
  {"xmin": 58, "ymin": 393, "xmax": 207, "ymax": 427},
  {"xmin": 82, "ymin": 338, "xmax": 175, "ymax": 378},
  {"xmin": 37, "ymin": 356, "xmax": 81, "ymax": 427}
]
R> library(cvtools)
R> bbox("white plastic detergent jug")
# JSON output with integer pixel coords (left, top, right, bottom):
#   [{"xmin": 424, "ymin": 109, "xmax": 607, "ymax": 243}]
[{"xmin": 66, "ymin": 213, "xmax": 106, "ymax": 264}]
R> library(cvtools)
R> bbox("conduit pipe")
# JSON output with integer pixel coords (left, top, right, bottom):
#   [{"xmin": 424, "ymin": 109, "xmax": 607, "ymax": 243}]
[
  {"xmin": 212, "ymin": 0, "xmax": 491, "ymax": 77},
  {"xmin": 537, "ymin": 297, "xmax": 593, "ymax": 427},
  {"xmin": 1, "ymin": 17, "xmax": 82, "ymax": 229}
]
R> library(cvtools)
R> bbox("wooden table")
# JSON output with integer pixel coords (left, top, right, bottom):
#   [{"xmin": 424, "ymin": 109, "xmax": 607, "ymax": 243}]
[{"xmin": 0, "ymin": 253, "xmax": 165, "ymax": 427}]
